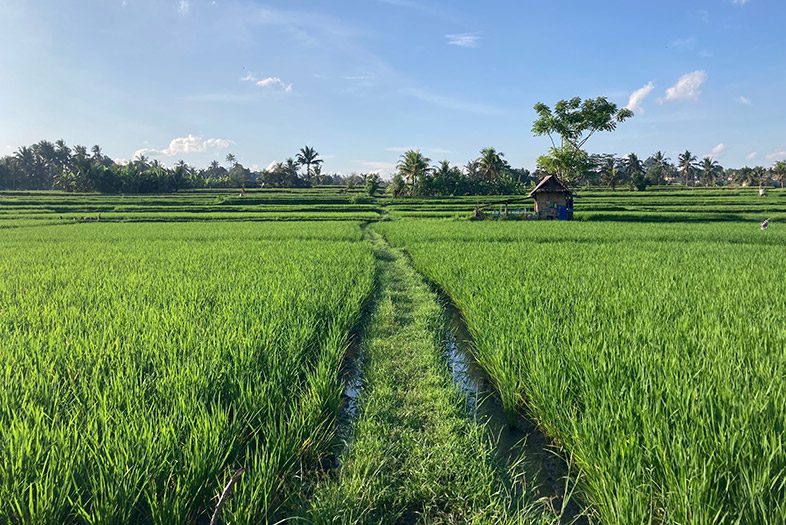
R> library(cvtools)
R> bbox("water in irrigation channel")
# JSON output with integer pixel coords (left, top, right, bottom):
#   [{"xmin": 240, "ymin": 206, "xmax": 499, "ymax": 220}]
[
  {"xmin": 443, "ymin": 304, "xmax": 587, "ymax": 522},
  {"xmin": 337, "ymin": 334, "xmax": 364, "ymax": 445}
]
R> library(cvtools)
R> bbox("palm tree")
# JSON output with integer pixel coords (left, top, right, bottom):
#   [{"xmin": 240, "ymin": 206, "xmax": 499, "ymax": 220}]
[
  {"xmin": 13, "ymin": 146, "xmax": 36, "ymax": 187},
  {"xmin": 624, "ymin": 153, "xmax": 645, "ymax": 189},
  {"xmin": 225, "ymin": 153, "xmax": 237, "ymax": 167},
  {"xmin": 295, "ymin": 146, "xmax": 323, "ymax": 183},
  {"xmin": 647, "ymin": 151, "xmax": 672, "ymax": 185},
  {"xmin": 396, "ymin": 149, "xmax": 431, "ymax": 194},
  {"xmin": 477, "ymin": 147, "xmax": 508, "ymax": 181},
  {"xmin": 54, "ymin": 139, "xmax": 72, "ymax": 172},
  {"xmin": 677, "ymin": 150, "xmax": 698, "ymax": 186},
  {"xmin": 597, "ymin": 155, "xmax": 623, "ymax": 190},
  {"xmin": 699, "ymin": 157, "xmax": 721, "ymax": 186},
  {"xmin": 772, "ymin": 160, "xmax": 786, "ymax": 188}
]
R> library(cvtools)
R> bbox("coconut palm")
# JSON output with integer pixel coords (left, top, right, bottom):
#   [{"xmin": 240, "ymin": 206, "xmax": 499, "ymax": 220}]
[
  {"xmin": 597, "ymin": 155, "xmax": 623, "ymax": 190},
  {"xmin": 295, "ymin": 146, "xmax": 323, "ymax": 183},
  {"xmin": 477, "ymin": 147, "xmax": 508, "ymax": 181},
  {"xmin": 677, "ymin": 150, "xmax": 698, "ymax": 186},
  {"xmin": 396, "ymin": 149, "xmax": 431, "ymax": 193},
  {"xmin": 54, "ymin": 139, "xmax": 72, "ymax": 171},
  {"xmin": 624, "ymin": 153, "xmax": 646, "ymax": 190},
  {"xmin": 699, "ymin": 157, "xmax": 721, "ymax": 186},
  {"xmin": 225, "ymin": 153, "xmax": 237, "ymax": 167}
]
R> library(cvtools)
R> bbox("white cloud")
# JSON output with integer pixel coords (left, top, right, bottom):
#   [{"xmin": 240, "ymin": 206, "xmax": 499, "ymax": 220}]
[
  {"xmin": 766, "ymin": 148, "xmax": 786, "ymax": 161},
  {"xmin": 445, "ymin": 33, "xmax": 480, "ymax": 48},
  {"xmin": 257, "ymin": 77, "xmax": 293, "ymax": 92},
  {"xmin": 737, "ymin": 95, "xmax": 752, "ymax": 106},
  {"xmin": 733, "ymin": 0, "xmax": 749, "ymax": 5},
  {"xmin": 241, "ymin": 72, "xmax": 293, "ymax": 92},
  {"xmin": 709, "ymin": 143, "xmax": 727, "ymax": 158},
  {"xmin": 134, "ymin": 135, "xmax": 232, "ymax": 159},
  {"xmin": 626, "ymin": 81, "xmax": 655, "ymax": 112},
  {"xmin": 746, "ymin": 151, "xmax": 759, "ymax": 161},
  {"xmin": 178, "ymin": 0, "xmax": 190, "ymax": 14},
  {"xmin": 663, "ymin": 70, "xmax": 707, "ymax": 102},
  {"xmin": 265, "ymin": 161, "xmax": 280, "ymax": 171},
  {"xmin": 354, "ymin": 160, "xmax": 397, "ymax": 174}
]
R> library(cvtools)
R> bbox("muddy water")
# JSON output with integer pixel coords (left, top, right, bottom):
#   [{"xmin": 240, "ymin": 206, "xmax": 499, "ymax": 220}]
[{"xmin": 443, "ymin": 304, "xmax": 587, "ymax": 522}]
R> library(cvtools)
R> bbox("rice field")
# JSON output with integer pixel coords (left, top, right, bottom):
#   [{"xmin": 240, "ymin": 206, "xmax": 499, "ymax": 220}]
[
  {"xmin": 377, "ymin": 220, "xmax": 786, "ymax": 524},
  {"xmin": 2, "ymin": 188, "xmax": 785, "ymax": 524},
  {"xmin": 0, "ymin": 221, "xmax": 374, "ymax": 523}
]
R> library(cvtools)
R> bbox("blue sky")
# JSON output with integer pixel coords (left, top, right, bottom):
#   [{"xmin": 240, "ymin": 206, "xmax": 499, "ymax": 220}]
[{"xmin": 1, "ymin": 0, "xmax": 785, "ymax": 174}]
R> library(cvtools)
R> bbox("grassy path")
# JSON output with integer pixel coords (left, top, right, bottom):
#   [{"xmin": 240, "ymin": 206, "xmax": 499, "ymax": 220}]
[{"xmin": 306, "ymin": 231, "xmax": 550, "ymax": 524}]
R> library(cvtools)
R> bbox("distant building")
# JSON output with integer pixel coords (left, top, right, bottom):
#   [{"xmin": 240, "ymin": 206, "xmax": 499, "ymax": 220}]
[{"xmin": 528, "ymin": 175, "xmax": 574, "ymax": 220}]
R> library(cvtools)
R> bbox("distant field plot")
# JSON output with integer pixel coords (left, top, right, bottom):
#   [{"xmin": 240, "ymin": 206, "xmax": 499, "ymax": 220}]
[
  {"xmin": 0, "ymin": 188, "xmax": 381, "ymax": 225},
  {"xmin": 0, "ymin": 221, "xmax": 374, "ymax": 523},
  {"xmin": 378, "ymin": 219, "xmax": 786, "ymax": 524}
]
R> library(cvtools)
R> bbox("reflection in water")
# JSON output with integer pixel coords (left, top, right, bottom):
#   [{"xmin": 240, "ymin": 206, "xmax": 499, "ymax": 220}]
[{"xmin": 443, "ymin": 306, "xmax": 587, "ymax": 523}]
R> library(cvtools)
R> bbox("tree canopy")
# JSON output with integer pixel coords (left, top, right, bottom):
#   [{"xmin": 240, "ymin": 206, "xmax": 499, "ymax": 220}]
[{"xmin": 532, "ymin": 96, "xmax": 633, "ymax": 183}]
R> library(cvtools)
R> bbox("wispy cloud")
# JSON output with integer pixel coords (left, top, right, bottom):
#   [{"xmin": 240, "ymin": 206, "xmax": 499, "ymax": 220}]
[
  {"xmin": 746, "ymin": 151, "xmax": 759, "ymax": 161},
  {"xmin": 733, "ymin": 0, "xmax": 750, "ymax": 5},
  {"xmin": 766, "ymin": 148, "xmax": 786, "ymax": 161},
  {"xmin": 134, "ymin": 135, "xmax": 232, "ymax": 159},
  {"xmin": 445, "ymin": 32, "xmax": 480, "ymax": 48},
  {"xmin": 241, "ymin": 72, "xmax": 293, "ymax": 92},
  {"xmin": 401, "ymin": 87, "xmax": 503, "ymax": 115},
  {"xmin": 708, "ymin": 143, "xmax": 727, "ymax": 158},
  {"xmin": 178, "ymin": 0, "xmax": 190, "ymax": 15},
  {"xmin": 668, "ymin": 36, "xmax": 697, "ymax": 49},
  {"xmin": 662, "ymin": 70, "xmax": 707, "ymax": 102},
  {"xmin": 626, "ymin": 81, "xmax": 655, "ymax": 112},
  {"xmin": 737, "ymin": 95, "xmax": 753, "ymax": 106}
]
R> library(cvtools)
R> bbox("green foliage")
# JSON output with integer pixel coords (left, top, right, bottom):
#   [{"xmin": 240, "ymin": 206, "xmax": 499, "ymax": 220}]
[
  {"xmin": 0, "ymin": 222, "xmax": 375, "ymax": 523},
  {"xmin": 364, "ymin": 173, "xmax": 381, "ymax": 195},
  {"xmin": 532, "ymin": 97, "xmax": 633, "ymax": 182},
  {"xmin": 379, "ymin": 220, "xmax": 786, "ymax": 525}
]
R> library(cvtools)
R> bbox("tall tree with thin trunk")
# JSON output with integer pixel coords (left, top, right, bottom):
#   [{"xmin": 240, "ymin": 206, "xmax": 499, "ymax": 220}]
[
  {"xmin": 678, "ymin": 150, "xmax": 698, "ymax": 186},
  {"xmin": 396, "ymin": 149, "xmax": 431, "ymax": 195},
  {"xmin": 532, "ymin": 96, "xmax": 633, "ymax": 182},
  {"xmin": 699, "ymin": 157, "xmax": 721, "ymax": 187},
  {"xmin": 296, "ymin": 146, "xmax": 323, "ymax": 184},
  {"xmin": 477, "ymin": 147, "xmax": 508, "ymax": 181}
]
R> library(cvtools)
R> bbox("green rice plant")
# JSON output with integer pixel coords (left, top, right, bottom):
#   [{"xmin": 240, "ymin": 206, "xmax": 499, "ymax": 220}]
[
  {"xmin": 0, "ymin": 221, "xmax": 374, "ymax": 523},
  {"xmin": 377, "ymin": 219, "xmax": 786, "ymax": 524}
]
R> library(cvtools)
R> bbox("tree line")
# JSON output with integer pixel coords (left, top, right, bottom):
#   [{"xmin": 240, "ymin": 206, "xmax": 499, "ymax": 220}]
[
  {"xmin": 0, "ymin": 142, "xmax": 376, "ymax": 193},
  {"xmin": 566, "ymin": 152, "xmax": 786, "ymax": 190},
  {"xmin": 387, "ymin": 147, "xmax": 533, "ymax": 197},
  {"xmin": 1, "ymin": 136, "xmax": 784, "ymax": 195}
]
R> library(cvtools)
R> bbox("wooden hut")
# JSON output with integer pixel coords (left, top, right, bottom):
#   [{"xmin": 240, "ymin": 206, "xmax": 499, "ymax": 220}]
[{"xmin": 528, "ymin": 175, "xmax": 573, "ymax": 220}]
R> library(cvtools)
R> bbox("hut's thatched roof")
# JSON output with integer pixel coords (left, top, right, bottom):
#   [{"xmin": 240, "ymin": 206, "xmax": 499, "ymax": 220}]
[{"xmin": 528, "ymin": 175, "xmax": 572, "ymax": 198}]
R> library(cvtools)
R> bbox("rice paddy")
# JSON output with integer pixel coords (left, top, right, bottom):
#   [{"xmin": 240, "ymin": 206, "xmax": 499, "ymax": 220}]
[
  {"xmin": 0, "ymin": 221, "xmax": 374, "ymax": 523},
  {"xmin": 1, "ymin": 187, "xmax": 784, "ymax": 524},
  {"xmin": 377, "ymin": 220, "xmax": 786, "ymax": 524}
]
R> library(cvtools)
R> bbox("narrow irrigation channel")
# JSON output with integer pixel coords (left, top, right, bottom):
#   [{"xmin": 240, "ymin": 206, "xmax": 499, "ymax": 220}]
[{"xmin": 442, "ymin": 302, "xmax": 587, "ymax": 523}]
